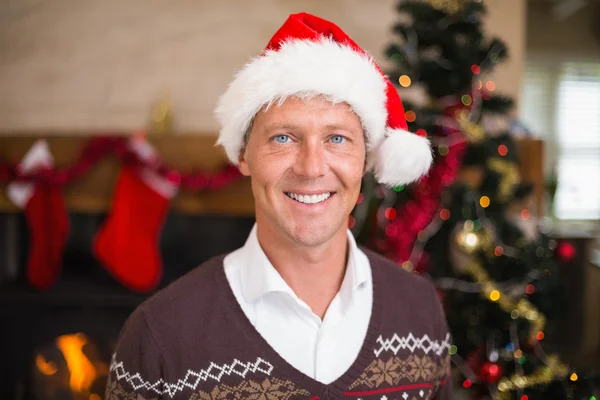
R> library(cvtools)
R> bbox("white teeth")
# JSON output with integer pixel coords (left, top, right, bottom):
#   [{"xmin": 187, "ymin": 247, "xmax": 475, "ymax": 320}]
[{"xmin": 286, "ymin": 192, "xmax": 331, "ymax": 204}]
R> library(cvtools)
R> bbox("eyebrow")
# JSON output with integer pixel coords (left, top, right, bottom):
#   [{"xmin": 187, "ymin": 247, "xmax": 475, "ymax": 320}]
[
  {"xmin": 323, "ymin": 123, "xmax": 361, "ymax": 134},
  {"xmin": 264, "ymin": 123, "xmax": 299, "ymax": 133},
  {"xmin": 264, "ymin": 122, "xmax": 360, "ymax": 134}
]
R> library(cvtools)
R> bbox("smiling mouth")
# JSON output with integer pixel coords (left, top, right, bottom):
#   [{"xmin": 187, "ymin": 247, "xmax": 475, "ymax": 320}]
[{"xmin": 285, "ymin": 192, "xmax": 333, "ymax": 205}]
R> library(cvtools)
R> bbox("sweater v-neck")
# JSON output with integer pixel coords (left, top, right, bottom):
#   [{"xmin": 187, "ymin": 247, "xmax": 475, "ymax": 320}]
[{"xmin": 216, "ymin": 251, "xmax": 384, "ymax": 398}]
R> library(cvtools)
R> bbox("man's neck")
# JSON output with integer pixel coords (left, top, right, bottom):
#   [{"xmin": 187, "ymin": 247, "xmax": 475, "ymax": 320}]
[{"xmin": 256, "ymin": 223, "xmax": 348, "ymax": 320}]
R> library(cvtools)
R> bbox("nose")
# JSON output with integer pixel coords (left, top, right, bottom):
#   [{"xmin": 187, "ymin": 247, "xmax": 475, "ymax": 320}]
[{"xmin": 292, "ymin": 139, "xmax": 328, "ymax": 179}]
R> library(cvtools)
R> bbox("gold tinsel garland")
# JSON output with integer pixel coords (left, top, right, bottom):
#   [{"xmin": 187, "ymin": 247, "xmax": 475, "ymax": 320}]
[
  {"xmin": 430, "ymin": 0, "xmax": 467, "ymax": 14},
  {"xmin": 454, "ymin": 230, "xmax": 573, "ymax": 398},
  {"xmin": 494, "ymin": 355, "xmax": 569, "ymax": 399},
  {"xmin": 462, "ymin": 259, "xmax": 546, "ymax": 339},
  {"xmin": 487, "ymin": 158, "xmax": 521, "ymax": 202},
  {"xmin": 457, "ymin": 111, "xmax": 486, "ymax": 143}
]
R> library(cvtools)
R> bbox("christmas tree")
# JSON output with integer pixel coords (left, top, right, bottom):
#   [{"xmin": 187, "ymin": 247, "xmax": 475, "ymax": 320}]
[{"xmin": 352, "ymin": 0, "xmax": 600, "ymax": 398}]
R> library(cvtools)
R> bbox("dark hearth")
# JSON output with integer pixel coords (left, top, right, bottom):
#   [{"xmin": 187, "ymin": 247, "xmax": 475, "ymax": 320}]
[{"xmin": 0, "ymin": 211, "xmax": 255, "ymax": 400}]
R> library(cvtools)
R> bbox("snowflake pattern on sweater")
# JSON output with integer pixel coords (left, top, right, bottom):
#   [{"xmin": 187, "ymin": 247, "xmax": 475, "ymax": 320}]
[{"xmin": 104, "ymin": 251, "xmax": 452, "ymax": 400}]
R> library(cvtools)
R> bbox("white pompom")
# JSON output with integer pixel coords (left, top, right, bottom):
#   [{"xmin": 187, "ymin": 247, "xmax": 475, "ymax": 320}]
[{"xmin": 371, "ymin": 128, "xmax": 433, "ymax": 187}]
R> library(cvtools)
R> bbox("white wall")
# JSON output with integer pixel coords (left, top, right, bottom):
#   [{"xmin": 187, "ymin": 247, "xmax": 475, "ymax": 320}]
[
  {"xmin": 0, "ymin": 0, "xmax": 524, "ymax": 134},
  {"xmin": 484, "ymin": 0, "xmax": 526, "ymax": 114},
  {"xmin": 526, "ymin": 1, "xmax": 600, "ymax": 59}
]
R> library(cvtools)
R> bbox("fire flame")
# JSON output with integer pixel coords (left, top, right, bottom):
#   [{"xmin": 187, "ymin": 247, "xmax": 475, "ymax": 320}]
[
  {"xmin": 36, "ymin": 354, "xmax": 57, "ymax": 376},
  {"xmin": 56, "ymin": 333, "xmax": 97, "ymax": 392}
]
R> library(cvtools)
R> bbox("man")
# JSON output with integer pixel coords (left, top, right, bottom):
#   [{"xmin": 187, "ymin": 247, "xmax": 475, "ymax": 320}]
[{"xmin": 105, "ymin": 12, "xmax": 451, "ymax": 400}]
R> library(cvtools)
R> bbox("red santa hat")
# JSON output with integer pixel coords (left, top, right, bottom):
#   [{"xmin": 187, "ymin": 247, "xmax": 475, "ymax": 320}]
[{"xmin": 215, "ymin": 12, "xmax": 432, "ymax": 187}]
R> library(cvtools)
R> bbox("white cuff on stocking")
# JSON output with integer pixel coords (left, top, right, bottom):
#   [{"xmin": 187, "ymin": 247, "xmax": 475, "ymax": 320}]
[
  {"xmin": 128, "ymin": 137, "xmax": 179, "ymax": 199},
  {"xmin": 6, "ymin": 140, "xmax": 54, "ymax": 208}
]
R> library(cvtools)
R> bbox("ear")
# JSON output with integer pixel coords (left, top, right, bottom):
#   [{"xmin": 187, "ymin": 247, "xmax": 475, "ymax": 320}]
[{"xmin": 238, "ymin": 148, "xmax": 251, "ymax": 176}]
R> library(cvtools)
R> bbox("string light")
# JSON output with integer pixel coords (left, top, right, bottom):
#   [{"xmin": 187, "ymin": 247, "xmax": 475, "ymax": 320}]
[
  {"xmin": 405, "ymin": 111, "xmax": 416, "ymax": 122},
  {"xmin": 385, "ymin": 207, "xmax": 397, "ymax": 220},
  {"xmin": 449, "ymin": 345, "xmax": 458, "ymax": 355},
  {"xmin": 521, "ymin": 209, "xmax": 530, "ymax": 220},
  {"xmin": 490, "ymin": 290, "xmax": 501, "ymax": 301},
  {"xmin": 399, "ymin": 75, "xmax": 412, "ymax": 87},
  {"xmin": 480, "ymin": 195, "xmax": 490, "ymax": 208},
  {"xmin": 514, "ymin": 350, "xmax": 523, "ymax": 358},
  {"xmin": 465, "ymin": 232, "xmax": 479, "ymax": 248},
  {"xmin": 440, "ymin": 209, "xmax": 451, "ymax": 220},
  {"xmin": 570, "ymin": 373, "xmax": 578, "ymax": 381},
  {"xmin": 526, "ymin": 284, "xmax": 535, "ymax": 294},
  {"xmin": 521, "ymin": 396, "xmax": 528, "ymax": 400},
  {"xmin": 536, "ymin": 331, "xmax": 545, "ymax": 341},
  {"xmin": 463, "ymin": 379, "xmax": 472, "ymax": 388},
  {"xmin": 511, "ymin": 310, "xmax": 520, "ymax": 319},
  {"xmin": 471, "ymin": 64, "xmax": 481, "ymax": 74},
  {"xmin": 518, "ymin": 356, "xmax": 527, "ymax": 364},
  {"xmin": 477, "ymin": 80, "xmax": 483, "ymax": 90},
  {"xmin": 486, "ymin": 81, "xmax": 496, "ymax": 91},
  {"xmin": 498, "ymin": 144, "xmax": 508, "ymax": 156},
  {"xmin": 438, "ymin": 145, "xmax": 449, "ymax": 155},
  {"xmin": 494, "ymin": 246, "xmax": 504, "ymax": 256},
  {"xmin": 402, "ymin": 261, "xmax": 413, "ymax": 271},
  {"xmin": 490, "ymin": 350, "xmax": 499, "ymax": 362},
  {"xmin": 461, "ymin": 94, "xmax": 473, "ymax": 106}
]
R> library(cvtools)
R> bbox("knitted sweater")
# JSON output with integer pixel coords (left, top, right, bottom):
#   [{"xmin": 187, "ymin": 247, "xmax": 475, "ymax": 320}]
[{"xmin": 105, "ymin": 249, "xmax": 452, "ymax": 400}]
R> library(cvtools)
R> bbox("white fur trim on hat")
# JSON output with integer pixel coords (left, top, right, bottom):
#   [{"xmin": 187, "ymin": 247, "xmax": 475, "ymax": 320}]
[
  {"xmin": 215, "ymin": 37, "xmax": 388, "ymax": 161},
  {"xmin": 215, "ymin": 36, "xmax": 432, "ymax": 186},
  {"xmin": 372, "ymin": 128, "xmax": 433, "ymax": 187}
]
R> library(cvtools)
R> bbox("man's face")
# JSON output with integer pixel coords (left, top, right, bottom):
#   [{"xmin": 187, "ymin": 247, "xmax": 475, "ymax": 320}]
[{"xmin": 239, "ymin": 96, "xmax": 366, "ymax": 247}]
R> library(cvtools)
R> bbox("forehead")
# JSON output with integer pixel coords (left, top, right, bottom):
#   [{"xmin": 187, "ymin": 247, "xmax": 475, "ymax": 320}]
[{"xmin": 253, "ymin": 95, "xmax": 363, "ymax": 131}]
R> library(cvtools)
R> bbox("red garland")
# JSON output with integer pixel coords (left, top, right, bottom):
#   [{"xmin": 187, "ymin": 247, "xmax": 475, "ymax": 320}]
[
  {"xmin": 0, "ymin": 136, "xmax": 242, "ymax": 191},
  {"xmin": 382, "ymin": 98, "xmax": 472, "ymax": 269}
]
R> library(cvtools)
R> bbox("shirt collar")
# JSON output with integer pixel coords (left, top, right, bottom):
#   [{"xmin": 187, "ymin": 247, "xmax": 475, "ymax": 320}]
[{"xmin": 240, "ymin": 223, "xmax": 370, "ymax": 305}]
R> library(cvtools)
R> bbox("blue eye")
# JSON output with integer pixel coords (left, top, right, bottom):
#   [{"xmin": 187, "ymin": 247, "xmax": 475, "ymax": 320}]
[
  {"xmin": 273, "ymin": 135, "xmax": 291, "ymax": 144},
  {"xmin": 331, "ymin": 135, "xmax": 346, "ymax": 144}
]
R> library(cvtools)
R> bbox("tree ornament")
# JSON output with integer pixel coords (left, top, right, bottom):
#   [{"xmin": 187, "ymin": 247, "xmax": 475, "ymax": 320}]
[{"xmin": 479, "ymin": 361, "xmax": 503, "ymax": 384}]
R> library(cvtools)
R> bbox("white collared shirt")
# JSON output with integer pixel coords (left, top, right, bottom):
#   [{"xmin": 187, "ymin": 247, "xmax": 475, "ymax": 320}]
[{"xmin": 223, "ymin": 224, "xmax": 373, "ymax": 384}]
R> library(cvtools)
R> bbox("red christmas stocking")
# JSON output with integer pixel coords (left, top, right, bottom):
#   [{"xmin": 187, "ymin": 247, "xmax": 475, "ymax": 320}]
[
  {"xmin": 6, "ymin": 140, "xmax": 69, "ymax": 290},
  {"xmin": 93, "ymin": 139, "xmax": 178, "ymax": 292}
]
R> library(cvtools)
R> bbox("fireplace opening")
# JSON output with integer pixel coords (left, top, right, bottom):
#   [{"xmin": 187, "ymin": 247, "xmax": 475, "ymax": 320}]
[{"xmin": 0, "ymin": 211, "xmax": 255, "ymax": 399}]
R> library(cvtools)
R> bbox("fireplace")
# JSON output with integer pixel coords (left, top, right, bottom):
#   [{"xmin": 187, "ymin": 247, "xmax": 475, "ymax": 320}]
[{"xmin": 0, "ymin": 211, "xmax": 255, "ymax": 400}]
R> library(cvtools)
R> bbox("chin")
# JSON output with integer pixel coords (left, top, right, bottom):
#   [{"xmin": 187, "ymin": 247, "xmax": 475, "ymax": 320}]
[{"xmin": 284, "ymin": 218, "xmax": 345, "ymax": 247}]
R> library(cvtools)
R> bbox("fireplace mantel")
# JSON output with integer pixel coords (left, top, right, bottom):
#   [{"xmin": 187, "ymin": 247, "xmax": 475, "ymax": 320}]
[{"xmin": 0, "ymin": 134, "xmax": 255, "ymax": 216}]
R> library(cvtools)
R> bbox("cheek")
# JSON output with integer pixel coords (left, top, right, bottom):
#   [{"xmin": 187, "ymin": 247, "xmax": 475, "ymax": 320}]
[
  {"xmin": 249, "ymin": 154, "xmax": 290, "ymax": 191},
  {"xmin": 331, "ymin": 151, "xmax": 366, "ymax": 187}
]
